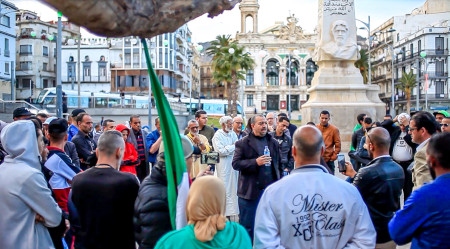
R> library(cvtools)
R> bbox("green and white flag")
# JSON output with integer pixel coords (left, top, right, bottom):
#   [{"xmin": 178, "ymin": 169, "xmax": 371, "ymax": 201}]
[{"xmin": 142, "ymin": 38, "xmax": 189, "ymax": 230}]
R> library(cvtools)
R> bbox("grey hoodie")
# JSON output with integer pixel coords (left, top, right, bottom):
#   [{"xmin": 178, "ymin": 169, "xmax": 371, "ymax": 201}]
[{"xmin": 0, "ymin": 120, "xmax": 62, "ymax": 249}]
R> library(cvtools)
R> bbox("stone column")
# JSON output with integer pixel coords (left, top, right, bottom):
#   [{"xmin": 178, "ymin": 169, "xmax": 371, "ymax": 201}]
[{"xmin": 301, "ymin": 0, "xmax": 385, "ymax": 150}]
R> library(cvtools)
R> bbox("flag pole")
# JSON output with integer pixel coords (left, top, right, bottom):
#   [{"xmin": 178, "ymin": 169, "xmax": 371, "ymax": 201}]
[{"xmin": 141, "ymin": 37, "xmax": 187, "ymax": 229}]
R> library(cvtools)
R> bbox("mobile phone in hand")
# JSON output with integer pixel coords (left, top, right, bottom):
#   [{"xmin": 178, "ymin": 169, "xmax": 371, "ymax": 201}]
[{"xmin": 338, "ymin": 154, "xmax": 346, "ymax": 172}]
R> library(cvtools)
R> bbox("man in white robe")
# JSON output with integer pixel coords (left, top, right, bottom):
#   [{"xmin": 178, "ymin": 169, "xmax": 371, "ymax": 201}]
[{"xmin": 212, "ymin": 116, "xmax": 239, "ymax": 221}]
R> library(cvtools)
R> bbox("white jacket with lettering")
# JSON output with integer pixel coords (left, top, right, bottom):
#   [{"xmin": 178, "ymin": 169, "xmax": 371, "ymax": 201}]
[
  {"xmin": 254, "ymin": 165, "xmax": 375, "ymax": 249},
  {"xmin": 0, "ymin": 120, "xmax": 62, "ymax": 249}
]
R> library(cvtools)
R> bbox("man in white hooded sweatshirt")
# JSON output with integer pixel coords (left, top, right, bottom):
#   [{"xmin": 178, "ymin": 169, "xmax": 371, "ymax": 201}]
[{"xmin": 0, "ymin": 120, "xmax": 62, "ymax": 249}]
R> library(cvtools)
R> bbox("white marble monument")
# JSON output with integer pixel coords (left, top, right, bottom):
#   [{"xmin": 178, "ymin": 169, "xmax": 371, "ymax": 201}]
[{"xmin": 301, "ymin": 0, "xmax": 385, "ymax": 149}]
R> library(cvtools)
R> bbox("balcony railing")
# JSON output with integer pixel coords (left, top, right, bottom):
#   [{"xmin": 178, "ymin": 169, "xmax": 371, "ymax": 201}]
[
  {"xmin": 424, "ymin": 72, "xmax": 448, "ymax": 78},
  {"xmin": 19, "ymin": 51, "xmax": 32, "ymax": 55},
  {"xmin": 373, "ymin": 75, "xmax": 386, "ymax": 81}
]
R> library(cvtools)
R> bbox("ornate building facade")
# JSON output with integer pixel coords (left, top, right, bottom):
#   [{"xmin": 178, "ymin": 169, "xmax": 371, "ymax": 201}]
[{"xmin": 236, "ymin": 0, "xmax": 317, "ymax": 119}]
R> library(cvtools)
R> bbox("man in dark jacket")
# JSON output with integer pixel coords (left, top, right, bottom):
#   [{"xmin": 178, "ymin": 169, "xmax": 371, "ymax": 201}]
[
  {"xmin": 390, "ymin": 113, "xmax": 417, "ymax": 201},
  {"xmin": 71, "ymin": 113, "xmax": 97, "ymax": 170},
  {"xmin": 269, "ymin": 116, "xmax": 293, "ymax": 175},
  {"xmin": 71, "ymin": 131, "xmax": 139, "ymax": 249},
  {"xmin": 350, "ymin": 117, "xmax": 372, "ymax": 171},
  {"xmin": 343, "ymin": 127, "xmax": 404, "ymax": 248},
  {"xmin": 133, "ymin": 157, "xmax": 171, "ymax": 249},
  {"xmin": 277, "ymin": 113, "xmax": 297, "ymax": 138},
  {"xmin": 134, "ymin": 136, "xmax": 195, "ymax": 249},
  {"xmin": 232, "ymin": 114, "xmax": 280, "ymax": 242},
  {"xmin": 127, "ymin": 115, "xmax": 149, "ymax": 182}
]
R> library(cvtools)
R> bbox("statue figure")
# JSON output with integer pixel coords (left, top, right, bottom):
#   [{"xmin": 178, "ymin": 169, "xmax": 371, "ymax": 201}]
[
  {"xmin": 321, "ymin": 20, "xmax": 357, "ymax": 60},
  {"xmin": 279, "ymin": 14, "xmax": 305, "ymax": 41}
]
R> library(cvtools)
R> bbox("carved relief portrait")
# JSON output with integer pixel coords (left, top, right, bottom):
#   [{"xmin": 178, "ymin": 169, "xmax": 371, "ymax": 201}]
[{"xmin": 321, "ymin": 20, "xmax": 357, "ymax": 60}]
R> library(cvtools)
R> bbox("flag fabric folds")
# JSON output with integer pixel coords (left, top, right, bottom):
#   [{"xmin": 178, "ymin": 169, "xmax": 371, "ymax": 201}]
[{"xmin": 141, "ymin": 38, "xmax": 189, "ymax": 230}]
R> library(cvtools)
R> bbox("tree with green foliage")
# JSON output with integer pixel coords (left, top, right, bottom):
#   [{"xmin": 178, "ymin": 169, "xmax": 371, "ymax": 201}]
[
  {"xmin": 398, "ymin": 70, "xmax": 416, "ymax": 114},
  {"xmin": 206, "ymin": 35, "xmax": 254, "ymax": 116},
  {"xmin": 355, "ymin": 49, "xmax": 369, "ymax": 84}
]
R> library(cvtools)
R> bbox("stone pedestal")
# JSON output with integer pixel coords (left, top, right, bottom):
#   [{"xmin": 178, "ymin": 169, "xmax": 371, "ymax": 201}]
[
  {"xmin": 301, "ymin": 62, "xmax": 385, "ymax": 150},
  {"xmin": 301, "ymin": 0, "xmax": 386, "ymax": 150}
]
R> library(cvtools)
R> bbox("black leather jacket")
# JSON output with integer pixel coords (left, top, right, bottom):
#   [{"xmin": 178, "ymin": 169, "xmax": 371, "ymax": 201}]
[
  {"xmin": 134, "ymin": 167, "xmax": 171, "ymax": 249},
  {"xmin": 353, "ymin": 156, "xmax": 404, "ymax": 243}
]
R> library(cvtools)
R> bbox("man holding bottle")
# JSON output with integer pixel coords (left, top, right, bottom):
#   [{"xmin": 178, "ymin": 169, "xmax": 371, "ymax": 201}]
[{"xmin": 232, "ymin": 114, "xmax": 281, "ymax": 242}]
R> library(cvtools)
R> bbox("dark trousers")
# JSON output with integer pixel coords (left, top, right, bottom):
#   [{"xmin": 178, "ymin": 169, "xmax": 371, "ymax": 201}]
[
  {"xmin": 327, "ymin": 160, "xmax": 336, "ymax": 175},
  {"xmin": 136, "ymin": 160, "xmax": 149, "ymax": 182},
  {"xmin": 397, "ymin": 160, "xmax": 414, "ymax": 201},
  {"xmin": 238, "ymin": 192, "xmax": 263, "ymax": 243}
]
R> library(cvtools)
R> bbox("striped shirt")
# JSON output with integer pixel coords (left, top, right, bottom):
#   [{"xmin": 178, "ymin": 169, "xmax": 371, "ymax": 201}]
[{"xmin": 134, "ymin": 129, "xmax": 146, "ymax": 161}]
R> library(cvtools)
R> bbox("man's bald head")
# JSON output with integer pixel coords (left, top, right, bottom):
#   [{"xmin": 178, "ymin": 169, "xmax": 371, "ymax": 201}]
[
  {"xmin": 367, "ymin": 127, "xmax": 391, "ymax": 151},
  {"xmin": 293, "ymin": 125, "xmax": 324, "ymax": 162}
]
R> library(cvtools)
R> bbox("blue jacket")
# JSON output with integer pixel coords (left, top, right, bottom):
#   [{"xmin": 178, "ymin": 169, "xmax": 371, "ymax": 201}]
[
  {"xmin": 68, "ymin": 124, "xmax": 79, "ymax": 141},
  {"xmin": 146, "ymin": 129, "xmax": 160, "ymax": 164},
  {"xmin": 389, "ymin": 173, "xmax": 450, "ymax": 248}
]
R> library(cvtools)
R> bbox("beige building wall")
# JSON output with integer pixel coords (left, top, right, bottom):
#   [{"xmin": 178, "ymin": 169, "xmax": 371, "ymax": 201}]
[{"xmin": 236, "ymin": 0, "xmax": 317, "ymax": 119}]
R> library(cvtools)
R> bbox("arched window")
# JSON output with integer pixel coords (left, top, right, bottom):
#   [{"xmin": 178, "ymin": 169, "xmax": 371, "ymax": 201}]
[
  {"xmin": 305, "ymin": 59, "xmax": 318, "ymax": 86},
  {"xmin": 286, "ymin": 59, "xmax": 299, "ymax": 86},
  {"xmin": 266, "ymin": 59, "xmax": 279, "ymax": 86},
  {"xmin": 246, "ymin": 70, "xmax": 254, "ymax": 86},
  {"xmin": 245, "ymin": 15, "xmax": 254, "ymax": 33}
]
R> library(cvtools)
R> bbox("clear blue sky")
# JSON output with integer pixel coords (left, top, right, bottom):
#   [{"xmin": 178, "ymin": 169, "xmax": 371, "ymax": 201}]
[{"xmin": 15, "ymin": 0, "xmax": 425, "ymax": 43}]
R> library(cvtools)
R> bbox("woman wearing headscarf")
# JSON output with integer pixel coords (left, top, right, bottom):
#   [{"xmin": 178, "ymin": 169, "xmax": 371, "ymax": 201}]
[
  {"xmin": 116, "ymin": 124, "xmax": 140, "ymax": 175},
  {"xmin": 154, "ymin": 176, "xmax": 251, "ymax": 249}
]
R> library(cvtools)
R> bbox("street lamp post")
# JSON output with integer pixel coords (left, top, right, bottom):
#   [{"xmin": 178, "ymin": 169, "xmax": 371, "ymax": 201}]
[
  {"xmin": 56, "ymin": 11, "xmax": 63, "ymax": 118},
  {"xmin": 259, "ymin": 50, "xmax": 267, "ymax": 85},
  {"xmin": 377, "ymin": 42, "xmax": 400, "ymax": 116},
  {"xmin": 77, "ymin": 34, "xmax": 81, "ymax": 107},
  {"xmin": 196, "ymin": 45, "xmax": 204, "ymax": 108},
  {"xmin": 288, "ymin": 54, "xmax": 291, "ymax": 119},
  {"xmin": 419, "ymin": 51, "xmax": 434, "ymax": 111},
  {"xmin": 287, "ymin": 50, "xmax": 299, "ymax": 120},
  {"xmin": 187, "ymin": 50, "xmax": 193, "ymax": 115},
  {"xmin": 390, "ymin": 46, "xmax": 396, "ymax": 117},
  {"xmin": 416, "ymin": 58, "xmax": 420, "ymax": 111},
  {"xmin": 374, "ymin": 29, "xmax": 396, "ymax": 114},
  {"xmin": 356, "ymin": 16, "xmax": 371, "ymax": 84}
]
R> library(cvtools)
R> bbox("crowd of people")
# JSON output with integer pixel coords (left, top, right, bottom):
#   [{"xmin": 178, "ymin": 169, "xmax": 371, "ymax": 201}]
[{"xmin": 0, "ymin": 106, "xmax": 449, "ymax": 249}]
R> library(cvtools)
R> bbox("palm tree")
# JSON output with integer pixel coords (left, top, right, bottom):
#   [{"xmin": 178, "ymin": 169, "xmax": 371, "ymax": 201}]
[
  {"xmin": 207, "ymin": 35, "xmax": 254, "ymax": 116},
  {"xmin": 355, "ymin": 49, "xmax": 369, "ymax": 84},
  {"xmin": 398, "ymin": 70, "xmax": 417, "ymax": 114}
]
